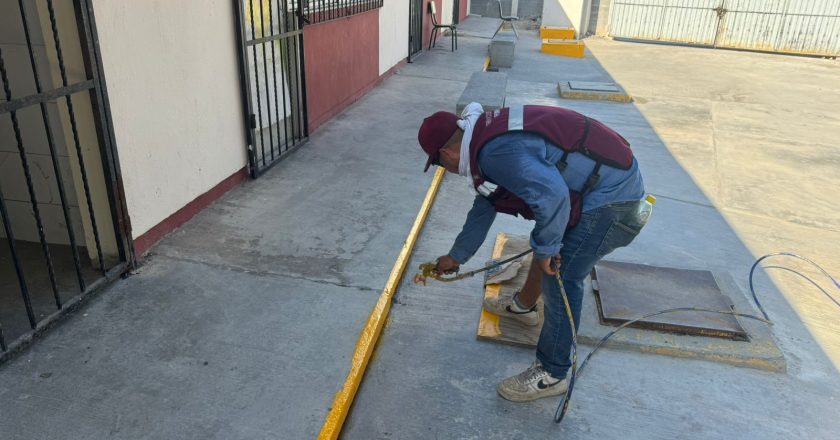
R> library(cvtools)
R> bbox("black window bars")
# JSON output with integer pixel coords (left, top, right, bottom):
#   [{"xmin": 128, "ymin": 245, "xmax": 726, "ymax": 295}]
[
  {"xmin": 303, "ymin": 0, "xmax": 383, "ymax": 24},
  {"xmin": 0, "ymin": 0, "xmax": 129, "ymax": 358}
]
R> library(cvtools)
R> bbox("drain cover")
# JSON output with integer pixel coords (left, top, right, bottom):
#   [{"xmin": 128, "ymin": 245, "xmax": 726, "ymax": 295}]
[
  {"xmin": 567, "ymin": 81, "xmax": 620, "ymax": 92},
  {"xmin": 592, "ymin": 261, "xmax": 747, "ymax": 340}
]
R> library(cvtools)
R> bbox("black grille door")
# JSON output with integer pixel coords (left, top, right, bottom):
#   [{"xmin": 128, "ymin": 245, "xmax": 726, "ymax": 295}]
[
  {"xmin": 234, "ymin": 0, "xmax": 309, "ymax": 178},
  {"xmin": 408, "ymin": 0, "xmax": 423, "ymax": 61}
]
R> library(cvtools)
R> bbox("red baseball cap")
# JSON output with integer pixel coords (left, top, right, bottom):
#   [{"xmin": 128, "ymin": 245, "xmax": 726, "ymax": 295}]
[{"xmin": 418, "ymin": 111, "xmax": 460, "ymax": 172}]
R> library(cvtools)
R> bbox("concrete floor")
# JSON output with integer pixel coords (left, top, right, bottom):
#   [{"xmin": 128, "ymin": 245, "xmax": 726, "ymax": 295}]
[
  {"xmin": 0, "ymin": 16, "xmax": 838, "ymax": 440},
  {"xmin": 0, "ymin": 239, "xmax": 100, "ymax": 343},
  {"xmin": 342, "ymin": 18, "xmax": 840, "ymax": 439}
]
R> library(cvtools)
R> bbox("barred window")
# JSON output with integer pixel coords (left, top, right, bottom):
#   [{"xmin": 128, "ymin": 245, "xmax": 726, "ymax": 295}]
[{"xmin": 304, "ymin": 0, "xmax": 384, "ymax": 24}]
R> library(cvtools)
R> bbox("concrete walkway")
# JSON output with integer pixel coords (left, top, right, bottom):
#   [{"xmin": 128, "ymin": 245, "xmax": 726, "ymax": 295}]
[
  {"xmin": 1, "ymin": 15, "xmax": 838, "ymax": 440},
  {"xmin": 341, "ymin": 18, "xmax": 840, "ymax": 439}
]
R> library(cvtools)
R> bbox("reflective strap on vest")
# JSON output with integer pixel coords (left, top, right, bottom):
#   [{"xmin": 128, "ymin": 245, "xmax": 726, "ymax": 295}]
[
  {"xmin": 508, "ymin": 106, "xmax": 524, "ymax": 131},
  {"xmin": 477, "ymin": 181, "xmax": 499, "ymax": 198}
]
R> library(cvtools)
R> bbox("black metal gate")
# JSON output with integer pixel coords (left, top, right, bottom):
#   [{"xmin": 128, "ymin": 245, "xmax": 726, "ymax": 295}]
[
  {"xmin": 0, "ymin": 0, "xmax": 130, "ymax": 359},
  {"xmin": 408, "ymin": 0, "xmax": 424, "ymax": 61},
  {"xmin": 453, "ymin": 0, "xmax": 461, "ymax": 24},
  {"xmin": 234, "ymin": 0, "xmax": 309, "ymax": 178}
]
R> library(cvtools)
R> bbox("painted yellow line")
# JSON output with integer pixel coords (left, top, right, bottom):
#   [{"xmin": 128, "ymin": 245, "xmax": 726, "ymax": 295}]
[
  {"xmin": 317, "ymin": 166, "xmax": 446, "ymax": 440},
  {"xmin": 483, "ymin": 56, "xmax": 491, "ymax": 72}
]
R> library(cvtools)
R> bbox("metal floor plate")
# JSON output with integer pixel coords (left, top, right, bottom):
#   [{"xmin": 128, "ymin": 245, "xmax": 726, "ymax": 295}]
[{"xmin": 592, "ymin": 261, "xmax": 747, "ymax": 340}]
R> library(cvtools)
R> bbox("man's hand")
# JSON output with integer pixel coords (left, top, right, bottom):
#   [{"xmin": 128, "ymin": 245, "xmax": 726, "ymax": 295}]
[
  {"xmin": 537, "ymin": 254, "xmax": 562, "ymax": 276},
  {"xmin": 435, "ymin": 255, "xmax": 460, "ymax": 275}
]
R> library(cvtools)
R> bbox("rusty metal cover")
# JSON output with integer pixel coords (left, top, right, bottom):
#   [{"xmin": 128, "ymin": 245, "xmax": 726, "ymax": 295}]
[{"xmin": 592, "ymin": 261, "xmax": 747, "ymax": 340}]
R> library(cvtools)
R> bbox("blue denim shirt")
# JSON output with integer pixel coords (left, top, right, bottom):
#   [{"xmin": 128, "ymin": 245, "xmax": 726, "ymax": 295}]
[{"xmin": 448, "ymin": 132, "xmax": 645, "ymax": 263}]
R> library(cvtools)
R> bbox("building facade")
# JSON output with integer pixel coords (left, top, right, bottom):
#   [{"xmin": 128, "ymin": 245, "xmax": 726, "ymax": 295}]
[{"xmin": 0, "ymin": 0, "xmax": 468, "ymax": 358}]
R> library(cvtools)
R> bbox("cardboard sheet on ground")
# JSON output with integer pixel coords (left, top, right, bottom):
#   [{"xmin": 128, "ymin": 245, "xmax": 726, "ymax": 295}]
[{"xmin": 477, "ymin": 234, "xmax": 543, "ymax": 347}]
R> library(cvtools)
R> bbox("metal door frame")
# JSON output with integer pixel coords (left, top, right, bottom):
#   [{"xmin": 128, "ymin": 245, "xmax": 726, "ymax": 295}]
[
  {"xmin": 453, "ymin": 0, "xmax": 461, "ymax": 24},
  {"xmin": 234, "ymin": 0, "xmax": 310, "ymax": 179},
  {"xmin": 408, "ymin": 0, "xmax": 424, "ymax": 62},
  {"xmin": 0, "ymin": 0, "xmax": 132, "ymax": 361}
]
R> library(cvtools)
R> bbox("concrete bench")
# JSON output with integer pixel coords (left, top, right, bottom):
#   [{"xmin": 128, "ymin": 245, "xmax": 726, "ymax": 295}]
[
  {"xmin": 456, "ymin": 71, "xmax": 508, "ymax": 114},
  {"xmin": 489, "ymin": 32, "xmax": 516, "ymax": 68}
]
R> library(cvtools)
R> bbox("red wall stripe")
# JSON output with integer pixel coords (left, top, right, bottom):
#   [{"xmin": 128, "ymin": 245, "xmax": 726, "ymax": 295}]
[
  {"xmin": 304, "ymin": 10, "xmax": 380, "ymax": 132},
  {"xmin": 422, "ymin": 0, "xmax": 445, "ymax": 50},
  {"xmin": 133, "ymin": 167, "xmax": 248, "ymax": 258}
]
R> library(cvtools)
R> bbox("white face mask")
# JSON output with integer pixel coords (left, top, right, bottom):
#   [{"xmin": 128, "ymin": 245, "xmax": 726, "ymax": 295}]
[{"xmin": 457, "ymin": 102, "xmax": 485, "ymax": 184}]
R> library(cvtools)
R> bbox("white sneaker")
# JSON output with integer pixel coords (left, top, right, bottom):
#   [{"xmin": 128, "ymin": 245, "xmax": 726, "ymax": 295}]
[
  {"xmin": 497, "ymin": 361, "xmax": 568, "ymax": 402},
  {"xmin": 483, "ymin": 294, "xmax": 540, "ymax": 326}
]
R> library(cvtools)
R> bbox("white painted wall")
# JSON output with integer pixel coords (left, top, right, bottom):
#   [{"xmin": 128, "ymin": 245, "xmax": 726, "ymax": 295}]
[
  {"xmin": 91, "ymin": 0, "xmax": 248, "ymax": 239},
  {"xmin": 441, "ymin": 0, "xmax": 454, "ymax": 25},
  {"xmin": 543, "ymin": 0, "xmax": 591, "ymax": 34},
  {"xmin": 378, "ymin": 0, "xmax": 410, "ymax": 75}
]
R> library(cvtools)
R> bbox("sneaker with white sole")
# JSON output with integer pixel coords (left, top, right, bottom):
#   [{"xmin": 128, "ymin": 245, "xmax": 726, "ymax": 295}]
[
  {"xmin": 483, "ymin": 294, "xmax": 540, "ymax": 326},
  {"xmin": 497, "ymin": 360, "xmax": 568, "ymax": 402}
]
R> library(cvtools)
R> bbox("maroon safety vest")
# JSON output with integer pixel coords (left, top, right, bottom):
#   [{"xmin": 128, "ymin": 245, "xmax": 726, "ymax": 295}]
[{"xmin": 468, "ymin": 105, "xmax": 634, "ymax": 229}]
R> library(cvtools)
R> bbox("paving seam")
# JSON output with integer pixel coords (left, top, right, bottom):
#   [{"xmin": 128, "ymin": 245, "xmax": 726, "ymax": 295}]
[
  {"xmin": 146, "ymin": 254, "xmax": 380, "ymax": 293},
  {"xmin": 655, "ymin": 194, "xmax": 840, "ymax": 234},
  {"xmin": 392, "ymin": 72, "xmax": 471, "ymax": 83}
]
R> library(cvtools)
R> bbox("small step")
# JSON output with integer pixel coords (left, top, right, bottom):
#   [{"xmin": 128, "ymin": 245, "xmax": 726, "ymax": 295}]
[
  {"xmin": 541, "ymin": 39, "xmax": 585, "ymax": 58},
  {"xmin": 456, "ymin": 71, "xmax": 508, "ymax": 114},
  {"xmin": 489, "ymin": 34, "xmax": 516, "ymax": 68},
  {"xmin": 540, "ymin": 26, "xmax": 575, "ymax": 40}
]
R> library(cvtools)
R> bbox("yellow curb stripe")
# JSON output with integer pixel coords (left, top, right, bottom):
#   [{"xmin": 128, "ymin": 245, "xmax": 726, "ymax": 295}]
[
  {"xmin": 483, "ymin": 56, "xmax": 491, "ymax": 72},
  {"xmin": 540, "ymin": 26, "xmax": 576, "ymax": 40},
  {"xmin": 317, "ymin": 167, "xmax": 446, "ymax": 440},
  {"xmin": 540, "ymin": 39, "xmax": 586, "ymax": 58}
]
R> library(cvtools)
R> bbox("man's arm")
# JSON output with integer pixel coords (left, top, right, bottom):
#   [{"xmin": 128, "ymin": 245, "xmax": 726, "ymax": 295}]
[
  {"xmin": 480, "ymin": 140, "xmax": 570, "ymax": 267},
  {"xmin": 448, "ymin": 195, "xmax": 497, "ymax": 264}
]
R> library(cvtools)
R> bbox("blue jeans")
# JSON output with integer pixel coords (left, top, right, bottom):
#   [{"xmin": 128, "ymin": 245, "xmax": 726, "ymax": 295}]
[{"xmin": 536, "ymin": 200, "xmax": 644, "ymax": 378}]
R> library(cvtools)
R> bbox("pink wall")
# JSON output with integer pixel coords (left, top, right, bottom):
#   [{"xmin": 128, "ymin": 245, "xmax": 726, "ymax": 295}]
[
  {"xmin": 304, "ymin": 10, "xmax": 380, "ymax": 131},
  {"xmin": 422, "ymin": 0, "xmax": 444, "ymax": 49}
]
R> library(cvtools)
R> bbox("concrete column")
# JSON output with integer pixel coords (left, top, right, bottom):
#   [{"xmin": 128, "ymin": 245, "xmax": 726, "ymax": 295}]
[{"xmin": 543, "ymin": 0, "xmax": 592, "ymax": 35}]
